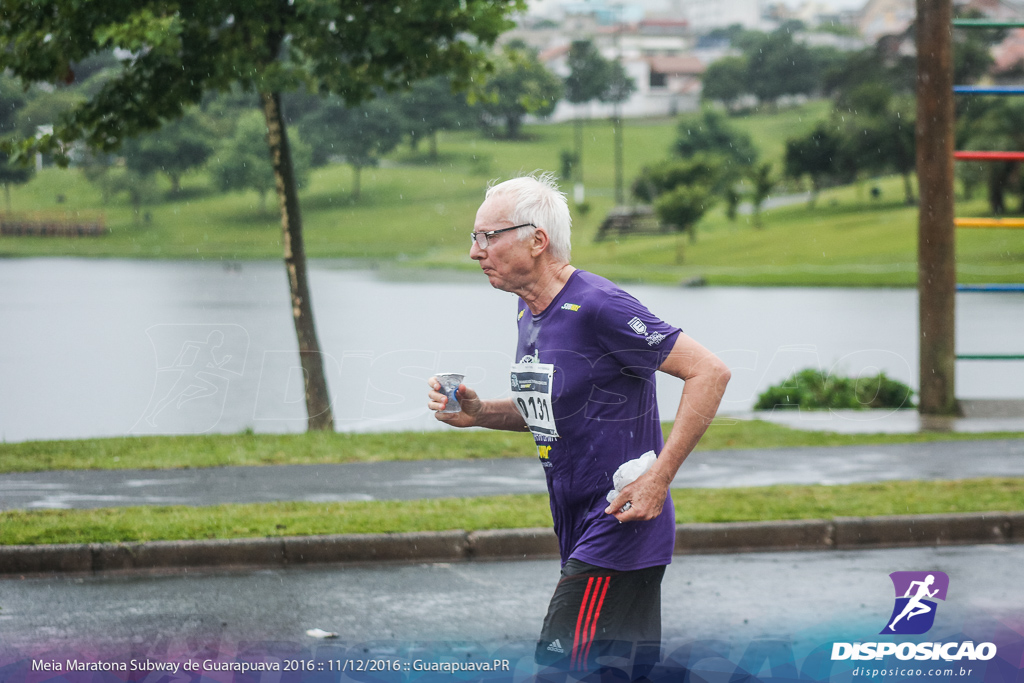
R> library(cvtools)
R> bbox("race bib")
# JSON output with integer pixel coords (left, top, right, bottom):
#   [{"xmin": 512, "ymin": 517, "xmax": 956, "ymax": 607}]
[{"xmin": 510, "ymin": 362, "xmax": 559, "ymax": 438}]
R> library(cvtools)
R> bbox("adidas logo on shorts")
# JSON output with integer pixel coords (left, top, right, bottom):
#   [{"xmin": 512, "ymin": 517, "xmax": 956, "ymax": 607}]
[{"xmin": 546, "ymin": 639, "xmax": 565, "ymax": 654}]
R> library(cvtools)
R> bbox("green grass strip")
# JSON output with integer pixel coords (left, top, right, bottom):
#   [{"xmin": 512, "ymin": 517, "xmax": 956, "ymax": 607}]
[
  {"xmin": 3, "ymin": 419, "xmax": 1024, "ymax": 473},
  {"xmin": 3, "ymin": 478, "xmax": 1022, "ymax": 546}
]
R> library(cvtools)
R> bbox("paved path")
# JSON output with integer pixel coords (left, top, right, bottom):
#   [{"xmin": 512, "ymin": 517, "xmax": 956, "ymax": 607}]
[
  {"xmin": 2, "ymin": 440, "xmax": 1022, "ymax": 510},
  {"xmin": 2, "ymin": 544, "xmax": 1020, "ymax": 654}
]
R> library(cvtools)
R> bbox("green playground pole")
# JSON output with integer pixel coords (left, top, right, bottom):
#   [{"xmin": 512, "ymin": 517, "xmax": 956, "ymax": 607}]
[{"xmin": 953, "ymin": 19, "xmax": 1024, "ymax": 28}]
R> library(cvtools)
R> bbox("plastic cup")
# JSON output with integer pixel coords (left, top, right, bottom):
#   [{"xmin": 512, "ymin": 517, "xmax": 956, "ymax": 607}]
[{"xmin": 436, "ymin": 373, "xmax": 465, "ymax": 413}]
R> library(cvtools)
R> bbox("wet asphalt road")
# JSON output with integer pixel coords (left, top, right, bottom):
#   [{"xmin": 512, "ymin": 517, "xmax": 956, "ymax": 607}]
[
  {"xmin": 2, "ymin": 440, "xmax": 1022, "ymax": 510},
  {"xmin": 2, "ymin": 544, "xmax": 1021, "ymax": 656}
]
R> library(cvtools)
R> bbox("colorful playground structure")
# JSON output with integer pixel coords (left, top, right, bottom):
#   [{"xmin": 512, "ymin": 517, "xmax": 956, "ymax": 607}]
[{"xmin": 951, "ymin": 17, "xmax": 1024, "ymax": 365}]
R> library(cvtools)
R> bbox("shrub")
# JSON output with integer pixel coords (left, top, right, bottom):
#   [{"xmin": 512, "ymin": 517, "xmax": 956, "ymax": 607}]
[{"xmin": 755, "ymin": 368, "xmax": 914, "ymax": 410}]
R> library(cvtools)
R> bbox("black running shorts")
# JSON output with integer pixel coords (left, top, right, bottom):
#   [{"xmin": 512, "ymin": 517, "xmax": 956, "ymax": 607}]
[{"xmin": 534, "ymin": 559, "xmax": 665, "ymax": 673}]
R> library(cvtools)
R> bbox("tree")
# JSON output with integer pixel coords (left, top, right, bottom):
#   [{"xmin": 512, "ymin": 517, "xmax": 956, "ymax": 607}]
[
  {"xmin": 952, "ymin": 12, "xmax": 999, "ymax": 85},
  {"xmin": 477, "ymin": 44, "xmax": 562, "ymax": 139},
  {"xmin": 564, "ymin": 40, "xmax": 609, "ymax": 186},
  {"xmin": 0, "ymin": 152, "xmax": 33, "ymax": 212},
  {"xmin": 70, "ymin": 50, "xmax": 122, "ymax": 98},
  {"xmin": 749, "ymin": 162, "xmax": 776, "ymax": 229},
  {"xmin": 881, "ymin": 102, "xmax": 917, "ymax": 204},
  {"xmin": 210, "ymin": 110, "xmax": 312, "ymax": 213},
  {"xmin": 1, "ymin": 0, "xmax": 516, "ymax": 431},
  {"xmin": 674, "ymin": 108, "xmax": 755, "ymax": 216},
  {"xmin": 0, "ymin": 74, "xmax": 27, "ymax": 132},
  {"xmin": 824, "ymin": 49, "xmax": 897, "ymax": 105},
  {"xmin": 838, "ymin": 93, "xmax": 917, "ymax": 205},
  {"xmin": 0, "ymin": 74, "xmax": 33, "ymax": 211},
  {"xmin": 633, "ymin": 155, "xmax": 724, "ymax": 254},
  {"xmin": 675, "ymin": 108, "xmax": 758, "ymax": 171},
  {"xmin": 700, "ymin": 56, "xmax": 749, "ymax": 109},
  {"xmin": 13, "ymin": 89, "xmax": 83, "ymax": 140},
  {"xmin": 745, "ymin": 31, "xmax": 819, "ymax": 103},
  {"xmin": 394, "ymin": 77, "xmax": 473, "ymax": 159},
  {"xmin": 76, "ymin": 150, "xmax": 117, "ymax": 204},
  {"xmin": 784, "ymin": 122, "xmax": 844, "ymax": 207},
  {"xmin": 105, "ymin": 166, "xmax": 161, "ymax": 221},
  {"xmin": 300, "ymin": 97, "xmax": 402, "ymax": 199},
  {"xmin": 957, "ymin": 98, "xmax": 1024, "ymax": 214},
  {"xmin": 122, "ymin": 108, "xmax": 216, "ymax": 194},
  {"xmin": 836, "ymin": 82, "xmax": 893, "ymax": 117},
  {"xmin": 600, "ymin": 60, "xmax": 637, "ymax": 106},
  {"xmin": 601, "ymin": 59, "xmax": 637, "ymax": 205}
]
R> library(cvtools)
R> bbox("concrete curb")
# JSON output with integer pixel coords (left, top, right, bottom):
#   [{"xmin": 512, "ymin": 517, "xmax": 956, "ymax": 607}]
[{"xmin": 2, "ymin": 511, "xmax": 1022, "ymax": 576}]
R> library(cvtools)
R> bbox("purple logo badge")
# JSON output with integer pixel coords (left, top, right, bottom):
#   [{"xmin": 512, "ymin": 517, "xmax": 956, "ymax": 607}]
[{"xmin": 881, "ymin": 571, "xmax": 950, "ymax": 635}]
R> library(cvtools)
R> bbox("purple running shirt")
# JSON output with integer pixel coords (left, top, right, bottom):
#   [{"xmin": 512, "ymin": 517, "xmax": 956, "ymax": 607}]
[{"xmin": 514, "ymin": 270, "xmax": 681, "ymax": 571}]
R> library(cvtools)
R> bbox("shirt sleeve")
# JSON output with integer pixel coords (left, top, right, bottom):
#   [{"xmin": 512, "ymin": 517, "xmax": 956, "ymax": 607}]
[{"xmin": 594, "ymin": 291, "xmax": 681, "ymax": 376}]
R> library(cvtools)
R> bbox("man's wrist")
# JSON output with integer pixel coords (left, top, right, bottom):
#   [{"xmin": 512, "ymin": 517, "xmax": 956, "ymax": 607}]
[
  {"xmin": 648, "ymin": 466, "xmax": 674, "ymax": 489},
  {"xmin": 475, "ymin": 398, "xmax": 526, "ymax": 431}
]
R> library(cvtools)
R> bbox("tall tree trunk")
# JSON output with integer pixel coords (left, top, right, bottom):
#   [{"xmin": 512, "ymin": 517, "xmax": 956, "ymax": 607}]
[
  {"xmin": 261, "ymin": 91, "xmax": 335, "ymax": 431},
  {"xmin": 903, "ymin": 172, "xmax": 915, "ymax": 205},
  {"xmin": 574, "ymin": 115, "xmax": 584, "ymax": 185},
  {"xmin": 131, "ymin": 189, "xmax": 142, "ymax": 223},
  {"xmin": 429, "ymin": 131, "xmax": 438, "ymax": 160},
  {"xmin": 506, "ymin": 115, "xmax": 520, "ymax": 139},
  {"xmin": 352, "ymin": 165, "xmax": 362, "ymax": 200},
  {"xmin": 613, "ymin": 112, "xmax": 624, "ymax": 205}
]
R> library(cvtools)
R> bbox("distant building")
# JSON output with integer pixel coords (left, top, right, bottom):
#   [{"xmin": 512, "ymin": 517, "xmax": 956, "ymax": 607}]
[
  {"xmin": 958, "ymin": 0, "xmax": 1024, "ymax": 84},
  {"xmin": 661, "ymin": 0, "xmax": 763, "ymax": 31},
  {"xmin": 992, "ymin": 28, "xmax": 1024, "ymax": 81},
  {"xmin": 797, "ymin": 31, "xmax": 867, "ymax": 50},
  {"xmin": 959, "ymin": 0, "xmax": 1024, "ymax": 20},
  {"xmin": 528, "ymin": 0, "xmax": 765, "ymax": 30},
  {"xmin": 857, "ymin": 0, "xmax": 1024, "ymax": 44},
  {"xmin": 857, "ymin": 0, "xmax": 915, "ymax": 43},
  {"xmin": 539, "ymin": 23, "xmax": 705, "ymax": 120}
]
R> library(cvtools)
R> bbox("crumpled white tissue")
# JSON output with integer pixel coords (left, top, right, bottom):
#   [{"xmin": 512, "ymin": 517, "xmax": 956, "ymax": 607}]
[
  {"xmin": 306, "ymin": 628, "xmax": 339, "ymax": 639},
  {"xmin": 605, "ymin": 450, "xmax": 657, "ymax": 511}
]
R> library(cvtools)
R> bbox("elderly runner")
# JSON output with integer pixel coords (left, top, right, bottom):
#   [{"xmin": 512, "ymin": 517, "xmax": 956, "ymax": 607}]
[{"xmin": 427, "ymin": 173, "xmax": 731, "ymax": 673}]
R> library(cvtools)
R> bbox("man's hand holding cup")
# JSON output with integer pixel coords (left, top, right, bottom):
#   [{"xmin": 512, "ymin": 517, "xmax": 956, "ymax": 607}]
[{"xmin": 428, "ymin": 373, "xmax": 479, "ymax": 428}]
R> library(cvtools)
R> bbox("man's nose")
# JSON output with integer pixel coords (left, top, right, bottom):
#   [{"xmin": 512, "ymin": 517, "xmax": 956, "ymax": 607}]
[{"xmin": 470, "ymin": 239, "xmax": 484, "ymax": 260}]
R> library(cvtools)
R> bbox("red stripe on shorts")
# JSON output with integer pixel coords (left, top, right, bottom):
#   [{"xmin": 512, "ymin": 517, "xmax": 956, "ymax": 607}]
[
  {"xmin": 574, "ymin": 576, "xmax": 610, "ymax": 670},
  {"xmin": 582, "ymin": 576, "xmax": 612, "ymax": 665},
  {"xmin": 571, "ymin": 577, "xmax": 596, "ymax": 669}
]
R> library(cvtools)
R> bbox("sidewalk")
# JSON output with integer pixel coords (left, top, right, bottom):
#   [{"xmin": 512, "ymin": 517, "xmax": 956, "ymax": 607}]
[
  {"xmin": 4, "ymin": 432, "xmax": 1019, "ymax": 577},
  {"xmin": 2, "ymin": 435, "xmax": 1023, "ymax": 576},
  {"xmin": 3, "ymin": 439, "xmax": 1023, "ymax": 511},
  {"xmin": 740, "ymin": 400, "xmax": 1024, "ymax": 434}
]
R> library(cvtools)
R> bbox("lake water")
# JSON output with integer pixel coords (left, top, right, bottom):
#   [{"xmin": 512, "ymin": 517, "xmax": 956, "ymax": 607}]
[{"xmin": 2, "ymin": 258, "xmax": 1022, "ymax": 443}]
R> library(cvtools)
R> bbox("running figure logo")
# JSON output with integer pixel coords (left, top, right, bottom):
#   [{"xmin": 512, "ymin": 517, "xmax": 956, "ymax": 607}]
[
  {"xmin": 135, "ymin": 324, "xmax": 249, "ymax": 433},
  {"xmin": 881, "ymin": 571, "xmax": 950, "ymax": 635}
]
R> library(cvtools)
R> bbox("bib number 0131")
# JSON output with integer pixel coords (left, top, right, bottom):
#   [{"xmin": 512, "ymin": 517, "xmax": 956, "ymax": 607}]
[{"xmin": 510, "ymin": 362, "xmax": 558, "ymax": 438}]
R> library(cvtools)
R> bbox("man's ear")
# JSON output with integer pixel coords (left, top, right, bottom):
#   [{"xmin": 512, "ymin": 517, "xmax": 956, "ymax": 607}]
[{"xmin": 530, "ymin": 227, "xmax": 550, "ymax": 257}]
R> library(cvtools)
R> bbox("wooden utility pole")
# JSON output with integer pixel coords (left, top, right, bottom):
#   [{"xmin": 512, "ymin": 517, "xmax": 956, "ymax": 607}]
[{"xmin": 916, "ymin": 0, "xmax": 958, "ymax": 415}]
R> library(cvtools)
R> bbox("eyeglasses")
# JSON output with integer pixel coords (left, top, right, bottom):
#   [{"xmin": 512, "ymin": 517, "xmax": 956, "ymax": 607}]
[{"xmin": 470, "ymin": 223, "xmax": 536, "ymax": 249}]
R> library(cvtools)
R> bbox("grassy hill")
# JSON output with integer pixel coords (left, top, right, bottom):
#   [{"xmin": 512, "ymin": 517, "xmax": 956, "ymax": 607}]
[{"xmin": 2, "ymin": 100, "xmax": 1023, "ymax": 286}]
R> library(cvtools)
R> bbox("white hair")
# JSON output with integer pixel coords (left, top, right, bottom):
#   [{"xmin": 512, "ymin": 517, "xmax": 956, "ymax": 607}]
[{"xmin": 485, "ymin": 172, "xmax": 572, "ymax": 263}]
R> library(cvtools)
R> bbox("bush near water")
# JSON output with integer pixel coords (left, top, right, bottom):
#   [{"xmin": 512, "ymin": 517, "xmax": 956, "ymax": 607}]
[{"xmin": 755, "ymin": 368, "xmax": 914, "ymax": 410}]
